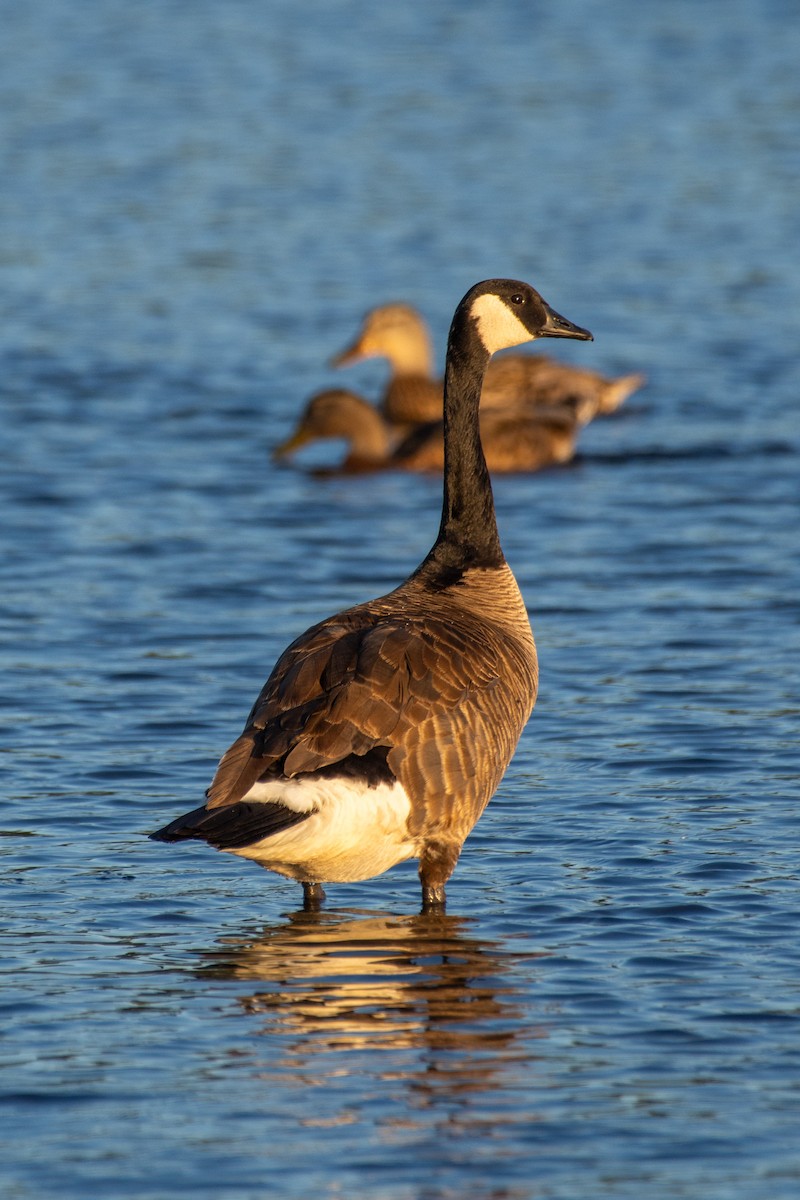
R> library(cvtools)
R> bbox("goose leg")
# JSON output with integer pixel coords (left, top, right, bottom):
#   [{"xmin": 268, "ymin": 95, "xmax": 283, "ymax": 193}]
[
  {"xmin": 419, "ymin": 841, "xmax": 459, "ymax": 913},
  {"xmin": 302, "ymin": 882, "xmax": 326, "ymax": 910},
  {"xmin": 421, "ymin": 883, "xmax": 446, "ymax": 913}
]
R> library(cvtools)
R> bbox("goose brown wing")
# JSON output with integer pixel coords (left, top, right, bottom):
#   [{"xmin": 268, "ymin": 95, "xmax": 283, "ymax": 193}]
[
  {"xmin": 205, "ymin": 604, "xmax": 526, "ymax": 820},
  {"xmin": 206, "ymin": 610, "xmax": 428, "ymax": 808}
]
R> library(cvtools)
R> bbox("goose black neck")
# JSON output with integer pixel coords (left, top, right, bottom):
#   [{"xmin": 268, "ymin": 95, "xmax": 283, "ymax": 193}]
[{"xmin": 417, "ymin": 312, "xmax": 504, "ymax": 588}]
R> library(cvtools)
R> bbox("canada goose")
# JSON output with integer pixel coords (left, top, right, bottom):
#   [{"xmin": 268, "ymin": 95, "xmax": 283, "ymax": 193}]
[
  {"xmin": 274, "ymin": 388, "xmax": 579, "ymax": 475},
  {"xmin": 333, "ymin": 300, "xmax": 639, "ymax": 427},
  {"xmin": 151, "ymin": 279, "xmax": 592, "ymax": 912}
]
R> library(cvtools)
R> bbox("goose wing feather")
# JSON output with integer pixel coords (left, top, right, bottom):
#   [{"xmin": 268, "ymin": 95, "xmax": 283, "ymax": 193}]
[{"xmin": 206, "ymin": 600, "xmax": 532, "ymax": 839}]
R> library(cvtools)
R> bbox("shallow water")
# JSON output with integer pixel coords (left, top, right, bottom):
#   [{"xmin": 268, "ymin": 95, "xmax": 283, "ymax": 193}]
[{"xmin": 1, "ymin": 1, "xmax": 799, "ymax": 1197}]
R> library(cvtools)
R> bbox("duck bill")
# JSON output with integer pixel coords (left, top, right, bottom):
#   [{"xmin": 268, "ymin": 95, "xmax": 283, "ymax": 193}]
[
  {"xmin": 540, "ymin": 303, "xmax": 593, "ymax": 341},
  {"xmin": 272, "ymin": 430, "xmax": 310, "ymax": 460},
  {"xmin": 331, "ymin": 337, "xmax": 368, "ymax": 367}
]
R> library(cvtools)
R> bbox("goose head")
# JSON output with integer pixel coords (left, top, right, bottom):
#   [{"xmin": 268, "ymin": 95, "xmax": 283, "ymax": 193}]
[{"xmin": 453, "ymin": 279, "xmax": 593, "ymax": 360}]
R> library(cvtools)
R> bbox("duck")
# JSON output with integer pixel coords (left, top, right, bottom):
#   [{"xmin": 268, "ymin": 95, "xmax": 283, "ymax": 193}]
[
  {"xmin": 273, "ymin": 387, "xmax": 579, "ymax": 475},
  {"xmin": 151, "ymin": 278, "xmax": 593, "ymax": 912},
  {"xmin": 482, "ymin": 352, "xmax": 644, "ymax": 424},
  {"xmin": 273, "ymin": 389, "xmax": 399, "ymax": 474},
  {"xmin": 332, "ymin": 303, "xmax": 443, "ymax": 428},
  {"xmin": 333, "ymin": 299, "xmax": 640, "ymax": 427}
]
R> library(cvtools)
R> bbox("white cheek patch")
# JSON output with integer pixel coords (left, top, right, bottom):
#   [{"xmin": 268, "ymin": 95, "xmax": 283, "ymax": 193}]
[{"xmin": 470, "ymin": 294, "xmax": 535, "ymax": 354}]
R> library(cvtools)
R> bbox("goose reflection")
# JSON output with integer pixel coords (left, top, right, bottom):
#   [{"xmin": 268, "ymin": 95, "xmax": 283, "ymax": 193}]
[{"xmin": 197, "ymin": 909, "xmax": 546, "ymax": 1102}]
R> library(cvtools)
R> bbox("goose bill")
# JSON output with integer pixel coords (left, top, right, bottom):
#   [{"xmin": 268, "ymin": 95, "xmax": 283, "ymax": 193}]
[{"xmin": 541, "ymin": 303, "xmax": 593, "ymax": 341}]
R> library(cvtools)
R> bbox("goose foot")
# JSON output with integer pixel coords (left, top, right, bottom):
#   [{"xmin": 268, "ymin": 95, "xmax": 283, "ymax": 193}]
[{"xmin": 302, "ymin": 882, "xmax": 326, "ymax": 911}]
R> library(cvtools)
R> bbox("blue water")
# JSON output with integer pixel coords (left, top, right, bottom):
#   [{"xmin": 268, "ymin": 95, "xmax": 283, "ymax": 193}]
[{"xmin": 2, "ymin": 1, "xmax": 799, "ymax": 1197}]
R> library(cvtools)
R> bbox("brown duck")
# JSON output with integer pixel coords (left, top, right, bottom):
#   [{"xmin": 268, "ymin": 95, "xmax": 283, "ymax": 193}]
[
  {"xmin": 273, "ymin": 387, "xmax": 579, "ymax": 475},
  {"xmin": 151, "ymin": 279, "xmax": 592, "ymax": 912},
  {"xmin": 333, "ymin": 299, "xmax": 639, "ymax": 427}
]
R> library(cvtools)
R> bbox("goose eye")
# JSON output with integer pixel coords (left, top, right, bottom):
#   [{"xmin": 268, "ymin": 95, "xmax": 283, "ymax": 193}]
[{"xmin": 510, "ymin": 293, "xmax": 524, "ymax": 305}]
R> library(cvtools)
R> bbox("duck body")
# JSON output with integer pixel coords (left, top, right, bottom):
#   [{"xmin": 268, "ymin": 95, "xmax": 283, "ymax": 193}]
[
  {"xmin": 394, "ymin": 405, "xmax": 578, "ymax": 473},
  {"xmin": 152, "ymin": 279, "xmax": 592, "ymax": 910},
  {"xmin": 275, "ymin": 389, "xmax": 579, "ymax": 475},
  {"xmin": 482, "ymin": 353, "xmax": 645, "ymax": 423},
  {"xmin": 334, "ymin": 300, "xmax": 639, "ymax": 426}
]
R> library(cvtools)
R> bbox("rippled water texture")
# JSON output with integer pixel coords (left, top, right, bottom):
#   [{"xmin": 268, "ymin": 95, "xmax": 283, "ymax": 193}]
[{"xmin": 1, "ymin": 1, "xmax": 799, "ymax": 1197}]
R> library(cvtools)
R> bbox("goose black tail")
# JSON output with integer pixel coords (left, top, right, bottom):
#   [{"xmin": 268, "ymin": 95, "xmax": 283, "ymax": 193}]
[{"xmin": 149, "ymin": 802, "xmax": 311, "ymax": 850}]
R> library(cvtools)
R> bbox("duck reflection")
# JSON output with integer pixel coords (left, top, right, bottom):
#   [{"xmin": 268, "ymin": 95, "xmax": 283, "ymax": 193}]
[{"xmin": 197, "ymin": 908, "xmax": 545, "ymax": 1103}]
